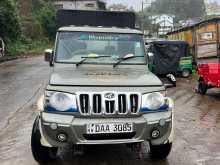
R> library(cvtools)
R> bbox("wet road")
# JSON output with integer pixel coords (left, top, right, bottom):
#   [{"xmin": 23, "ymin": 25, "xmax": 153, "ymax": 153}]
[{"xmin": 0, "ymin": 56, "xmax": 220, "ymax": 165}]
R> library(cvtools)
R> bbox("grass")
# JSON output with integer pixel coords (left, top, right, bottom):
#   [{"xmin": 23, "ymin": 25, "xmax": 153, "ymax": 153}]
[{"xmin": 7, "ymin": 39, "xmax": 54, "ymax": 57}]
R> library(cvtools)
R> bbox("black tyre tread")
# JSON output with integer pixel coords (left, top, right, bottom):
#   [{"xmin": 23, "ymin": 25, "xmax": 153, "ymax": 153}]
[
  {"xmin": 182, "ymin": 69, "xmax": 190, "ymax": 78},
  {"xmin": 150, "ymin": 143, "xmax": 172, "ymax": 160},
  {"xmin": 198, "ymin": 81, "xmax": 208, "ymax": 95},
  {"xmin": 31, "ymin": 116, "xmax": 58, "ymax": 164}
]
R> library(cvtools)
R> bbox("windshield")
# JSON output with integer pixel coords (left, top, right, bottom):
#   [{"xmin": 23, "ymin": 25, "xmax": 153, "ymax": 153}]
[{"xmin": 55, "ymin": 32, "xmax": 146, "ymax": 65}]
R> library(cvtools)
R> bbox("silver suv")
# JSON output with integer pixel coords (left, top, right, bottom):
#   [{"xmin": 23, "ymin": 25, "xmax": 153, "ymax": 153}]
[{"xmin": 31, "ymin": 26, "xmax": 174, "ymax": 163}]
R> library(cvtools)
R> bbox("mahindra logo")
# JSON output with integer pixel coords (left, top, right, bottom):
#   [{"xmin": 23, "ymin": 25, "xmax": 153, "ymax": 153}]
[{"xmin": 104, "ymin": 93, "xmax": 115, "ymax": 100}]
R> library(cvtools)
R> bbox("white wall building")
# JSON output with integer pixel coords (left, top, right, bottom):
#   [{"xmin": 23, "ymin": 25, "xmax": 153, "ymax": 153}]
[
  {"xmin": 150, "ymin": 14, "xmax": 175, "ymax": 35},
  {"xmin": 205, "ymin": 0, "xmax": 220, "ymax": 16},
  {"xmin": 54, "ymin": 0, "xmax": 106, "ymax": 10},
  {"xmin": 108, "ymin": 4, "xmax": 129, "ymax": 11}
]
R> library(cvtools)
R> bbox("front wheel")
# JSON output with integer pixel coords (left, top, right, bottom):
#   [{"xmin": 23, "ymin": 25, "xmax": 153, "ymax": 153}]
[
  {"xmin": 31, "ymin": 116, "xmax": 58, "ymax": 164},
  {"xmin": 182, "ymin": 69, "xmax": 191, "ymax": 78},
  {"xmin": 150, "ymin": 143, "xmax": 172, "ymax": 160},
  {"xmin": 198, "ymin": 81, "xmax": 208, "ymax": 95}
]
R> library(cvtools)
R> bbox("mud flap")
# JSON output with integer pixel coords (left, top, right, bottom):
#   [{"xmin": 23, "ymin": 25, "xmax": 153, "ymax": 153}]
[
  {"xmin": 168, "ymin": 98, "xmax": 174, "ymax": 143},
  {"xmin": 38, "ymin": 117, "xmax": 53, "ymax": 147}
]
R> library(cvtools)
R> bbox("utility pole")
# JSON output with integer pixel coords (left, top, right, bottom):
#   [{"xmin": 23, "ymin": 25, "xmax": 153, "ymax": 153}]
[
  {"xmin": 142, "ymin": 0, "xmax": 152, "ymax": 13},
  {"xmin": 142, "ymin": 0, "xmax": 152, "ymax": 33},
  {"xmin": 74, "ymin": 0, "xmax": 77, "ymax": 9}
]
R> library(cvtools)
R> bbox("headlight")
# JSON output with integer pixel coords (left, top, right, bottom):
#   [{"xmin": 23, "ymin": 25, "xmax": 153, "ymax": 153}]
[
  {"xmin": 45, "ymin": 92, "xmax": 78, "ymax": 112},
  {"xmin": 141, "ymin": 92, "xmax": 167, "ymax": 112}
]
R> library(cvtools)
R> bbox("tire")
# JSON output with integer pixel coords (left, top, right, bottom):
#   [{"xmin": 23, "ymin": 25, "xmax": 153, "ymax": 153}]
[
  {"xmin": 198, "ymin": 81, "xmax": 208, "ymax": 95},
  {"xmin": 31, "ymin": 116, "xmax": 58, "ymax": 164},
  {"xmin": 182, "ymin": 69, "xmax": 190, "ymax": 78},
  {"xmin": 150, "ymin": 143, "xmax": 172, "ymax": 160}
]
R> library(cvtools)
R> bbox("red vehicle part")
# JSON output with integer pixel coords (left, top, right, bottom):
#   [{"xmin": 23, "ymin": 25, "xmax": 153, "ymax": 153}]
[{"xmin": 197, "ymin": 63, "xmax": 220, "ymax": 94}]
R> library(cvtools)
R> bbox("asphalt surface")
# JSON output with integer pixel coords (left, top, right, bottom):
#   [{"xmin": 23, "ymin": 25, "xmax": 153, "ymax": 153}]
[{"xmin": 0, "ymin": 56, "xmax": 220, "ymax": 165}]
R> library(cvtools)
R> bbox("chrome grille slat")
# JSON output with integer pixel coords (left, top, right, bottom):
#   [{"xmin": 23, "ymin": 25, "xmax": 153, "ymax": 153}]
[
  {"xmin": 105, "ymin": 101, "xmax": 115, "ymax": 114},
  {"xmin": 118, "ymin": 94, "xmax": 127, "ymax": 114},
  {"xmin": 79, "ymin": 94, "xmax": 90, "ymax": 114},
  {"xmin": 77, "ymin": 92, "xmax": 140, "ymax": 115},
  {"xmin": 130, "ymin": 94, "xmax": 139, "ymax": 114},
  {"xmin": 93, "ymin": 94, "xmax": 102, "ymax": 114}
]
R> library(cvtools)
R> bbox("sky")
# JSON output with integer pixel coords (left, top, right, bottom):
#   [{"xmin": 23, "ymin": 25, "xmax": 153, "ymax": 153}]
[
  {"xmin": 106, "ymin": 0, "xmax": 220, "ymax": 11},
  {"xmin": 208, "ymin": 0, "xmax": 220, "ymax": 3},
  {"xmin": 106, "ymin": 0, "xmax": 143, "ymax": 11}
]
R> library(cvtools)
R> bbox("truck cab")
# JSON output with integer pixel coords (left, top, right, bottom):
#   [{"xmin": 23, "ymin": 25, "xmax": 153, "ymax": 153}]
[{"xmin": 31, "ymin": 11, "xmax": 174, "ymax": 164}]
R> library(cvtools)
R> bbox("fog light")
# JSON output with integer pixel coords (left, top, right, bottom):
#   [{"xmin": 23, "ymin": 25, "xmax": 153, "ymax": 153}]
[
  {"xmin": 151, "ymin": 129, "xmax": 160, "ymax": 139},
  {"xmin": 57, "ymin": 133, "xmax": 67, "ymax": 142},
  {"xmin": 159, "ymin": 119, "xmax": 166, "ymax": 126},
  {"xmin": 50, "ymin": 123, "xmax": 58, "ymax": 130}
]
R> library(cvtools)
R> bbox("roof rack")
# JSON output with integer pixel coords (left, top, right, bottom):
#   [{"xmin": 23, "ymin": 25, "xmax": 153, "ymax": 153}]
[{"xmin": 56, "ymin": 10, "xmax": 137, "ymax": 29}]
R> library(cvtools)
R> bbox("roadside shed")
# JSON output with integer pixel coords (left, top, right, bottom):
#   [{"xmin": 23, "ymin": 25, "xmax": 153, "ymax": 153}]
[{"xmin": 167, "ymin": 18, "xmax": 220, "ymax": 60}]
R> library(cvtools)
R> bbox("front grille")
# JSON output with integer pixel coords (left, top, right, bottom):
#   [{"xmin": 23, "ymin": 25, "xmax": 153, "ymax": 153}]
[{"xmin": 77, "ymin": 92, "xmax": 140, "ymax": 115}]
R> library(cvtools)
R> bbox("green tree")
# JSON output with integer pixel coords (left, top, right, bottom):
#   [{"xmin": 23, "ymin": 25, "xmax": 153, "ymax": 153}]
[
  {"xmin": 34, "ymin": 1, "xmax": 56, "ymax": 40},
  {"xmin": 0, "ymin": 0, "xmax": 21, "ymax": 41}
]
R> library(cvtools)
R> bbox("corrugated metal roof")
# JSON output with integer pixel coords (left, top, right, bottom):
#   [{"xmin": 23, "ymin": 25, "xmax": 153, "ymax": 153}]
[{"xmin": 167, "ymin": 17, "xmax": 220, "ymax": 35}]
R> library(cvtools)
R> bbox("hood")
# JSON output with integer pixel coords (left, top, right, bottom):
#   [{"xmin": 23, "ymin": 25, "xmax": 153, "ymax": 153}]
[{"xmin": 50, "ymin": 65, "xmax": 163, "ymax": 87}]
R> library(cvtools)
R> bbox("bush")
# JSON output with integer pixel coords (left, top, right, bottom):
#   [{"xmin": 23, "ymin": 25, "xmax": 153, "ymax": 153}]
[
  {"xmin": 7, "ymin": 39, "xmax": 53, "ymax": 56},
  {"xmin": 7, "ymin": 40, "xmax": 28, "ymax": 56}
]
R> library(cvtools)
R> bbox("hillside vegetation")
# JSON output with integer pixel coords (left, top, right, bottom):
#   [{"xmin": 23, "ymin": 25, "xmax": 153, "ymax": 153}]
[{"xmin": 0, "ymin": 0, "xmax": 56, "ymax": 56}]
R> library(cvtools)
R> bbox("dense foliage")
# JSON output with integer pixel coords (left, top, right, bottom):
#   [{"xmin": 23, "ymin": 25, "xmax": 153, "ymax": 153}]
[
  {"xmin": 0, "ymin": 0, "xmax": 56, "ymax": 56},
  {"xmin": 33, "ymin": 1, "xmax": 56, "ymax": 40},
  {"xmin": 0, "ymin": 0, "xmax": 21, "ymax": 41}
]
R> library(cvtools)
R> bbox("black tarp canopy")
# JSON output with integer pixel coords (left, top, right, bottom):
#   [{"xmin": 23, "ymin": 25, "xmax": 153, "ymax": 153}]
[
  {"xmin": 56, "ymin": 10, "xmax": 136, "ymax": 29},
  {"xmin": 149, "ymin": 40, "xmax": 189, "ymax": 75}
]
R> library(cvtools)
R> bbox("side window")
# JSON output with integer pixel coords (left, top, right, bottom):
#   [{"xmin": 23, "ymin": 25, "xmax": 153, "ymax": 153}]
[{"xmin": 135, "ymin": 42, "xmax": 142, "ymax": 56}]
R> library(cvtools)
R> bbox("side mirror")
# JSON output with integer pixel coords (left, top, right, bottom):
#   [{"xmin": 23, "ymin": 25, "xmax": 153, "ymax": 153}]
[
  {"xmin": 44, "ymin": 49, "xmax": 53, "ymax": 66},
  {"xmin": 148, "ymin": 52, "xmax": 154, "ymax": 57}
]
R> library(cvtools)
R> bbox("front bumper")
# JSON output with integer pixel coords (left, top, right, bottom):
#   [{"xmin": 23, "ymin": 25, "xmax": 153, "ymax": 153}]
[{"xmin": 39, "ymin": 109, "xmax": 173, "ymax": 147}]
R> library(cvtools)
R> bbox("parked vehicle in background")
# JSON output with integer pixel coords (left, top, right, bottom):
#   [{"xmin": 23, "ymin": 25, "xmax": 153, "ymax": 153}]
[
  {"xmin": 31, "ymin": 10, "xmax": 175, "ymax": 164},
  {"xmin": 0, "ymin": 37, "xmax": 5, "ymax": 57},
  {"xmin": 197, "ymin": 61, "xmax": 220, "ymax": 95},
  {"xmin": 147, "ymin": 40, "xmax": 193, "ymax": 78}
]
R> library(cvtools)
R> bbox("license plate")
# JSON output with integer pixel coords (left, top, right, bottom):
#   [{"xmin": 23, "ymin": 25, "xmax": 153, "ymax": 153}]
[{"xmin": 87, "ymin": 123, "xmax": 133, "ymax": 134}]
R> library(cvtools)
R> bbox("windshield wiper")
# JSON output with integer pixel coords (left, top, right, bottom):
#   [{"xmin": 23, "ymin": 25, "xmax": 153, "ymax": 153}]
[
  {"xmin": 113, "ymin": 54, "xmax": 139, "ymax": 68},
  {"xmin": 76, "ymin": 55, "xmax": 111, "ymax": 67}
]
